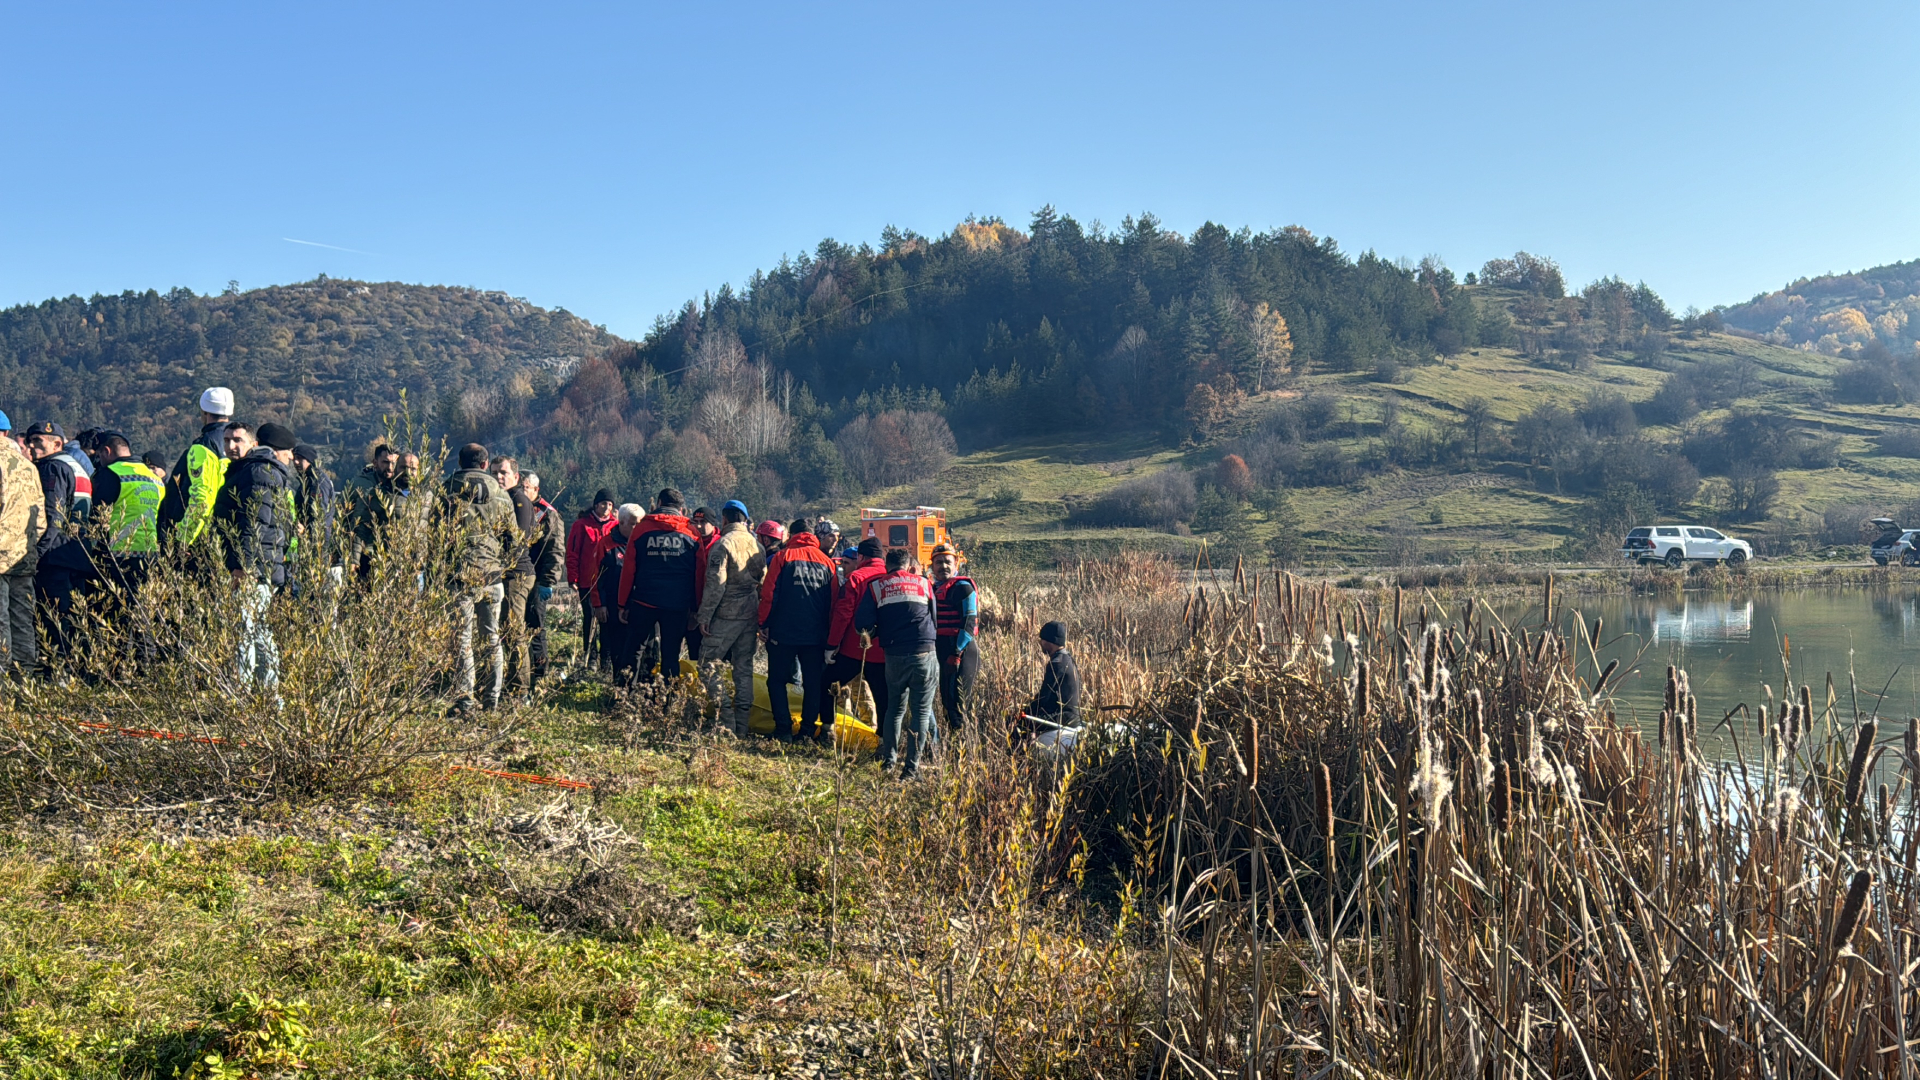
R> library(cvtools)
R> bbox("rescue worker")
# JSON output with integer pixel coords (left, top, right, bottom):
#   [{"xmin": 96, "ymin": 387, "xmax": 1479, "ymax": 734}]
[
  {"xmin": 686, "ymin": 506, "xmax": 718, "ymax": 660},
  {"xmin": 212, "ymin": 421, "xmax": 298, "ymax": 691},
  {"xmin": 565, "ymin": 489, "xmax": 617, "ymax": 671},
  {"xmin": 1025, "ymin": 621, "xmax": 1083, "ymax": 730},
  {"xmin": 88, "ymin": 432, "xmax": 162, "ymax": 664},
  {"xmin": 616, "ymin": 488, "xmax": 700, "ymax": 683},
  {"xmin": 928, "ymin": 543, "xmax": 979, "ymax": 733},
  {"xmin": 758, "ymin": 517, "xmax": 837, "ymax": 743},
  {"xmin": 813, "ymin": 517, "xmax": 842, "ymax": 563},
  {"xmin": 489, "ymin": 455, "xmax": 538, "ymax": 701},
  {"xmin": 827, "ymin": 536, "xmax": 891, "ymax": 727},
  {"xmin": 0, "ymin": 412, "xmax": 44, "ymax": 675},
  {"xmin": 590, "ymin": 504, "xmax": 643, "ymax": 678},
  {"xmin": 24, "ymin": 420, "xmax": 94, "ymax": 664},
  {"xmin": 694, "ymin": 501, "xmax": 763, "ymax": 734},
  {"xmin": 854, "ymin": 548, "xmax": 939, "ymax": 778},
  {"xmin": 522, "ymin": 472, "xmax": 563, "ymax": 683},
  {"xmin": 343, "ymin": 444, "xmax": 400, "ymax": 580},
  {"xmin": 158, "ymin": 387, "xmax": 234, "ymax": 547},
  {"xmin": 444, "ymin": 443, "xmax": 517, "ymax": 714}
]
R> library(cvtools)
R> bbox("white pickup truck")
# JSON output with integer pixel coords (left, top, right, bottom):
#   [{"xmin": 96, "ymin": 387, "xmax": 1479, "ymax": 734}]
[{"xmin": 1620, "ymin": 525, "xmax": 1751, "ymax": 569}]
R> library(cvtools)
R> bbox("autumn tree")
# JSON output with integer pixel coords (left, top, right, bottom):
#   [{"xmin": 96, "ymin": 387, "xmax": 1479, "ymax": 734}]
[{"xmin": 1247, "ymin": 303, "xmax": 1294, "ymax": 390}]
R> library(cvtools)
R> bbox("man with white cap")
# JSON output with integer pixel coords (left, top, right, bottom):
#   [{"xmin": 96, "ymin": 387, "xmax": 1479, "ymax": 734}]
[{"xmin": 158, "ymin": 387, "xmax": 235, "ymax": 546}]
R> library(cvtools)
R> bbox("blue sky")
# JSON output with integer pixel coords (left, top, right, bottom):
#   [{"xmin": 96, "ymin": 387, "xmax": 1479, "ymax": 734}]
[{"xmin": 3, "ymin": 1, "xmax": 1915, "ymax": 338}]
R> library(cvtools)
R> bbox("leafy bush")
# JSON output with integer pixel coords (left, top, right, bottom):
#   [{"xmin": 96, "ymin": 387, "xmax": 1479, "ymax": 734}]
[
  {"xmin": 1069, "ymin": 469, "xmax": 1196, "ymax": 530},
  {"xmin": 1877, "ymin": 427, "xmax": 1920, "ymax": 458}
]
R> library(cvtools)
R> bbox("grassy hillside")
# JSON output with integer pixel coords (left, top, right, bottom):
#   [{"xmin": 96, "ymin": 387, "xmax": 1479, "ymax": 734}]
[{"xmin": 861, "ymin": 326, "xmax": 1920, "ymax": 565}]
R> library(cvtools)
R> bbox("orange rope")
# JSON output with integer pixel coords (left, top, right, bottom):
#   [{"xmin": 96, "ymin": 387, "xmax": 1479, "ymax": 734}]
[
  {"xmin": 448, "ymin": 764, "xmax": 593, "ymax": 791},
  {"xmin": 75, "ymin": 720, "xmax": 226, "ymax": 745}
]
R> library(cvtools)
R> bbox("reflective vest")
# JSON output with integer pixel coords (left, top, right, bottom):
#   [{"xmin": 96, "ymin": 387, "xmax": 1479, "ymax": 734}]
[{"xmin": 107, "ymin": 459, "xmax": 162, "ymax": 554}]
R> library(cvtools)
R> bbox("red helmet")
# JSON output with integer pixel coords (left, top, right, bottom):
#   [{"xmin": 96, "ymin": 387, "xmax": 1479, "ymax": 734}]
[{"xmin": 755, "ymin": 520, "xmax": 787, "ymax": 542}]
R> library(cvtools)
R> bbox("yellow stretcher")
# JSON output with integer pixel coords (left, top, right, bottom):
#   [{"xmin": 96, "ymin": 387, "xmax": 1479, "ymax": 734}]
[{"xmin": 675, "ymin": 659, "xmax": 879, "ymax": 752}]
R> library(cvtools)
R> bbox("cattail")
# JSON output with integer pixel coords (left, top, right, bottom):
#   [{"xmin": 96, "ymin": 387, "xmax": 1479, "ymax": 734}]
[
  {"xmin": 1355, "ymin": 661, "xmax": 1372, "ymax": 719},
  {"xmin": 1801, "ymin": 683, "xmax": 1815, "ymax": 732},
  {"xmin": 1686, "ymin": 694, "xmax": 1699, "ymax": 743},
  {"xmin": 1590, "ymin": 616, "xmax": 1602, "ymax": 648},
  {"xmin": 1315, "ymin": 763, "xmax": 1334, "ymax": 840},
  {"xmin": 1493, "ymin": 760, "xmax": 1512, "ymax": 831},
  {"xmin": 1422, "ymin": 627, "xmax": 1439, "ymax": 698},
  {"xmin": 1833, "ymin": 870, "xmax": 1873, "ymax": 949},
  {"xmin": 1906, "ymin": 718, "xmax": 1917, "ymax": 773},
  {"xmin": 1879, "ymin": 783, "xmax": 1892, "ymax": 832},
  {"xmin": 1595, "ymin": 658, "xmax": 1618, "ymax": 694},
  {"xmin": 1665, "ymin": 666, "xmax": 1680, "ymax": 714},
  {"xmin": 1542, "ymin": 571, "xmax": 1554, "ymax": 624},
  {"xmin": 1844, "ymin": 719, "xmax": 1877, "ymax": 810}
]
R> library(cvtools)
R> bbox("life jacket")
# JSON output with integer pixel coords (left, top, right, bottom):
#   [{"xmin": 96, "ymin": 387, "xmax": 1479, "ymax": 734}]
[
  {"xmin": 106, "ymin": 460, "xmax": 162, "ymax": 554},
  {"xmin": 932, "ymin": 576, "xmax": 975, "ymax": 638}
]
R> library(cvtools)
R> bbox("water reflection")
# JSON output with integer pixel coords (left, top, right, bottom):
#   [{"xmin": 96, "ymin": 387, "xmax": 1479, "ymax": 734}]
[{"xmin": 1486, "ymin": 587, "xmax": 1920, "ymax": 757}]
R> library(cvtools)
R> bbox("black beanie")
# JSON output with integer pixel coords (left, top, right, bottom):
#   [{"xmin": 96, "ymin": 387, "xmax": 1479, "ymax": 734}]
[
  {"xmin": 592, "ymin": 488, "xmax": 615, "ymax": 506},
  {"xmin": 857, "ymin": 537, "xmax": 883, "ymax": 559},
  {"xmin": 256, "ymin": 422, "xmax": 297, "ymax": 451},
  {"xmin": 1039, "ymin": 621, "xmax": 1067, "ymax": 646}
]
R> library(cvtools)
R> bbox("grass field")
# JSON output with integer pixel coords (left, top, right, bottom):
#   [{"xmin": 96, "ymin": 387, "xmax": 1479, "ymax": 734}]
[{"xmin": 837, "ymin": 330, "xmax": 1920, "ymax": 566}]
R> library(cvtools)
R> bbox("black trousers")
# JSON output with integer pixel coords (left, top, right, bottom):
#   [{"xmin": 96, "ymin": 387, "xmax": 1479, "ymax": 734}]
[
  {"xmin": 938, "ymin": 641, "xmax": 980, "ymax": 732},
  {"xmin": 825, "ymin": 652, "xmax": 889, "ymax": 730},
  {"xmin": 34, "ymin": 565, "xmax": 83, "ymax": 664},
  {"xmin": 98, "ymin": 555, "xmax": 157, "ymax": 667},
  {"xmin": 526, "ymin": 585, "xmax": 549, "ymax": 673},
  {"xmin": 767, "ymin": 642, "xmax": 828, "ymax": 738},
  {"xmin": 626, "ymin": 605, "xmax": 689, "ymax": 682}
]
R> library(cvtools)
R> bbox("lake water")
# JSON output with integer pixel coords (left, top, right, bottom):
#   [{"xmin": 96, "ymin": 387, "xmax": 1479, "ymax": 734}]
[{"xmin": 1485, "ymin": 588, "xmax": 1920, "ymax": 751}]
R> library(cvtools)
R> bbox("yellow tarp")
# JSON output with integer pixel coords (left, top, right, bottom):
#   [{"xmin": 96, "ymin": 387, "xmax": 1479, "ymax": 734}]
[{"xmin": 674, "ymin": 658, "xmax": 879, "ymax": 752}]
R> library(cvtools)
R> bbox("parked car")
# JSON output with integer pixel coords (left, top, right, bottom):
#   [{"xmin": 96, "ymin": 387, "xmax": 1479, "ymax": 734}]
[
  {"xmin": 1621, "ymin": 525, "xmax": 1752, "ymax": 569},
  {"xmin": 1870, "ymin": 518, "xmax": 1920, "ymax": 566}
]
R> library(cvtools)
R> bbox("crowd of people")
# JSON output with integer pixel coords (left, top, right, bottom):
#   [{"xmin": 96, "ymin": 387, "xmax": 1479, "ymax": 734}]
[{"xmin": 0, "ymin": 385, "xmax": 1084, "ymax": 776}]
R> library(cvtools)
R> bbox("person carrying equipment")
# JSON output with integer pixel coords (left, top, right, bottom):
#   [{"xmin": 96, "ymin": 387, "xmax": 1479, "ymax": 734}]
[
  {"xmin": 928, "ymin": 543, "xmax": 978, "ymax": 733},
  {"xmin": 158, "ymin": 387, "xmax": 235, "ymax": 547},
  {"xmin": 757, "ymin": 518, "xmax": 838, "ymax": 742},
  {"xmin": 616, "ymin": 487, "xmax": 700, "ymax": 682},
  {"xmin": 827, "ymin": 536, "xmax": 891, "ymax": 726},
  {"xmin": 695, "ymin": 500, "xmax": 763, "ymax": 734},
  {"xmin": 854, "ymin": 547, "xmax": 939, "ymax": 779}
]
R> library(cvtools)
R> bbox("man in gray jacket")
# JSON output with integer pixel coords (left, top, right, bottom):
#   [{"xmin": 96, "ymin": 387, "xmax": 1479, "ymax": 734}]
[{"xmin": 696, "ymin": 500, "xmax": 763, "ymax": 735}]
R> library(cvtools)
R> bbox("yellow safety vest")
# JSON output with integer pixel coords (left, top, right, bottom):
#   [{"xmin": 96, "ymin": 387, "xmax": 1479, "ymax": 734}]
[{"xmin": 107, "ymin": 460, "xmax": 163, "ymax": 554}]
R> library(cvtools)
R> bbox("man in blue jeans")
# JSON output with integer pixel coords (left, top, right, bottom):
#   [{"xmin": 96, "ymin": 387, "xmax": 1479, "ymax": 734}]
[{"xmin": 854, "ymin": 547, "xmax": 938, "ymax": 778}]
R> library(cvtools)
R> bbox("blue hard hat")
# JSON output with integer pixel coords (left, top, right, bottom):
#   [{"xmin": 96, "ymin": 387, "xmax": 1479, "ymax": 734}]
[
  {"xmin": 722, "ymin": 499, "xmax": 749, "ymax": 519},
  {"xmin": 0, "ymin": 410, "xmax": 10, "ymax": 432}
]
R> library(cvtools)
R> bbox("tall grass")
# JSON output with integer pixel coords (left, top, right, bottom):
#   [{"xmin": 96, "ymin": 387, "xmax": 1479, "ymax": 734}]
[
  {"xmin": 1, "ymin": 446, "xmax": 516, "ymax": 813},
  {"xmin": 865, "ymin": 556, "xmax": 1920, "ymax": 1078}
]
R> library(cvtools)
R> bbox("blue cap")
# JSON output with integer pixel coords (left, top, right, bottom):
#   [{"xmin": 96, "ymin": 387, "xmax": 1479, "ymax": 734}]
[
  {"xmin": 0, "ymin": 410, "xmax": 11, "ymax": 432},
  {"xmin": 722, "ymin": 499, "xmax": 749, "ymax": 519},
  {"xmin": 838, "ymin": 546, "xmax": 858, "ymax": 559}
]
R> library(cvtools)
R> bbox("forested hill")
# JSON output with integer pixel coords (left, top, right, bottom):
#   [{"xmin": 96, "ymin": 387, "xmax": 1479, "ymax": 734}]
[
  {"xmin": 1722, "ymin": 259, "xmax": 1920, "ymax": 357},
  {"xmin": 0, "ymin": 279, "xmax": 618, "ymax": 458}
]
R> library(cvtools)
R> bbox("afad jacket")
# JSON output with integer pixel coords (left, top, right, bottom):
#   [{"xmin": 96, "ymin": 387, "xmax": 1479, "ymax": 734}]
[
  {"xmin": 565, "ymin": 510, "xmax": 617, "ymax": 589},
  {"xmin": 828, "ymin": 556, "xmax": 889, "ymax": 662},
  {"xmin": 757, "ymin": 531, "xmax": 837, "ymax": 647},
  {"xmin": 853, "ymin": 566, "xmax": 938, "ymax": 657},
  {"xmin": 616, "ymin": 511, "xmax": 700, "ymax": 611}
]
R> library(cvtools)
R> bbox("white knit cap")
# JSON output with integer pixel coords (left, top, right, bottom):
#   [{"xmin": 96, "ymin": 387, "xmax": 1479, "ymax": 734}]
[{"xmin": 199, "ymin": 386, "xmax": 235, "ymax": 415}]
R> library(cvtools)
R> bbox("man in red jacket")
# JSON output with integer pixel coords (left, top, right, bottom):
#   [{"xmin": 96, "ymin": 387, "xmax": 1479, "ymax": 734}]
[
  {"xmin": 616, "ymin": 487, "xmax": 701, "ymax": 682},
  {"xmin": 686, "ymin": 505, "xmax": 717, "ymax": 662},
  {"xmin": 826, "ymin": 536, "xmax": 890, "ymax": 726},
  {"xmin": 565, "ymin": 488, "xmax": 617, "ymax": 671}
]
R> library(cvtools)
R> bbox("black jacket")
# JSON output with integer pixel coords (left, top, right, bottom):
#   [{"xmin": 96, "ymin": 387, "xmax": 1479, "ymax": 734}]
[
  {"xmin": 504, "ymin": 487, "xmax": 537, "ymax": 578},
  {"xmin": 1028, "ymin": 648, "xmax": 1083, "ymax": 726},
  {"xmin": 35, "ymin": 452, "xmax": 94, "ymax": 573},
  {"xmin": 214, "ymin": 449, "xmax": 295, "ymax": 586},
  {"xmin": 296, "ymin": 463, "xmax": 336, "ymax": 555}
]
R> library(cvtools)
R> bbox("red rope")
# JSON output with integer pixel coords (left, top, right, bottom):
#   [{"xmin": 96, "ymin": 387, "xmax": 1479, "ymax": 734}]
[{"xmin": 449, "ymin": 764, "xmax": 593, "ymax": 791}]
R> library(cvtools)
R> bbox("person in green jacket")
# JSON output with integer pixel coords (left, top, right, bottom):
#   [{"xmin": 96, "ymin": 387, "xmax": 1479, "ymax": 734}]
[
  {"xmin": 157, "ymin": 387, "xmax": 235, "ymax": 548},
  {"xmin": 444, "ymin": 443, "xmax": 517, "ymax": 714}
]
